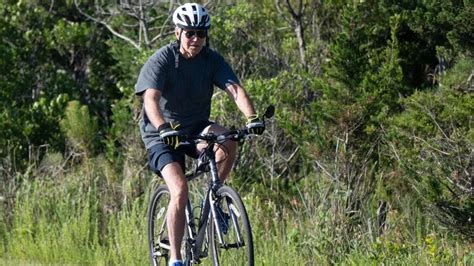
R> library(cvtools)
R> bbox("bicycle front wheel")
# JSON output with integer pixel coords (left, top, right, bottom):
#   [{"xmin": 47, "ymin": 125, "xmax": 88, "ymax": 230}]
[{"xmin": 208, "ymin": 185, "xmax": 254, "ymax": 266}]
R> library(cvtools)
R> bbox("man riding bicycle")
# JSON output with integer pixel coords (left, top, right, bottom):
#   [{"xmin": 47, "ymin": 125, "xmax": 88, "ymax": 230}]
[{"xmin": 135, "ymin": 3, "xmax": 265, "ymax": 266}]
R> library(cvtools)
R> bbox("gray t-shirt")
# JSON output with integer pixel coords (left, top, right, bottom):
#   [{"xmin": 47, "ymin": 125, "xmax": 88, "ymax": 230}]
[{"xmin": 135, "ymin": 43, "xmax": 240, "ymax": 149}]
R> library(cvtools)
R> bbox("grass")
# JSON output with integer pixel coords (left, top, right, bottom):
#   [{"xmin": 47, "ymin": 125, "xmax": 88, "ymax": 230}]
[{"xmin": 1, "ymin": 162, "xmax": 472, "ymax": 265}]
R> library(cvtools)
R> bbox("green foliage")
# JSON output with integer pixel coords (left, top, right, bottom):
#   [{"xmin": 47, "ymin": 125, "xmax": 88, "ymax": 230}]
[
  {"xmin": 387, "ymin": 58, "xmax": 474, "ymax": 238},
  {"xmin": 3, "ymin": 165, "xmax": 471, "ymax": 265},
  {"xmin": 318, "ymin": 3, "xmax": 408, "ymax": 165},
  {"xmin": 105, "ymin": 98, "xmax": 132, "ymax": 166},
  {"xmin": 5, "ymin": 175, "xmax": 99, "ymax": 263},
  {"xmin": 3, "ymin": 165, "xmax": 149, "ymax": 265},
  {"xmin": 2, "ymin": 0, "xmax": 473, "ymax": 264},
  {"xmin": 441, "ymin": 56, "xmax": 474, "ymax": 91},
  {"xmin": 0, "ymin": 1, "xmax": 120, "ymax": 169},
  {"xmin": 60, "ymin": 100, "xmax": 98, "ymax": 156},
  {"xmin": 211, "ymin": 1, "xmax": 285, "ymax": 78},
  {"xmin": 299, "ymin": 2, "xmax": 474, "ymax": 242}
]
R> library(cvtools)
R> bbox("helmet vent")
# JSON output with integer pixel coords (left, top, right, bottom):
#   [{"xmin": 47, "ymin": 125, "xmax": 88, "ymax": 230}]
[{"xmin": 183, "ymin": 15, "xmax": 191, "ymax": 25}]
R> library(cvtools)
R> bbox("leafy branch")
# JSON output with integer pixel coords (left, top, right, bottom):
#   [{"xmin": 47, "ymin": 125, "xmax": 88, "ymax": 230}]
[{"xmin": 74, "ymin": 0, "xmax": 176, "ymax": 50}]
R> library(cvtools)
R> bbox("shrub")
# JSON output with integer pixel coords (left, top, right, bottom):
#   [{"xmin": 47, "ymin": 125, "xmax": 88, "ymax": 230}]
[
  {"xmin": 60, "ymin": 100, "xmax": 98, "ymax": 157},
  {"xmin": 387, "ymin": 58, "xmax": 474, "ymax": 238}
]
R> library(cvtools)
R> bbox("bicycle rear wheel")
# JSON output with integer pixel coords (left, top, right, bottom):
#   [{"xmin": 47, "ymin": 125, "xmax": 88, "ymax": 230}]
[
  {"xmin": 148, "ymin": 185, "xmax": 171, "ymax": 266},
  {"xmin": 148, "ymin": 185, "xmax": 194, "ymax": 266},
  {"xmin": 208, "ymin": 185, "xmax": 254, "ymax": 266}
]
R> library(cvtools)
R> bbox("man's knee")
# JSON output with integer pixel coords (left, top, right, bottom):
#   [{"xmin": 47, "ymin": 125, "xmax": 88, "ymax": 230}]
[
  {"xmin": 226, "ymin": 139, "xmax": 238, "ymax": 152},
  {"xmin": 200, "ymin": 124, "xmax": 237, "ymax": 154},
  {"xmin": 162, "ymin": 162, "xmax": 188, "ymax": 204}
]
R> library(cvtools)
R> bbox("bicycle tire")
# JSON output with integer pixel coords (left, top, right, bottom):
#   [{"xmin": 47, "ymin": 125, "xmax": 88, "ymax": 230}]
[
  {"xmin": 208, "ymin": 185, "xmax": 254, "ymax": 266},
  {"xmin": 148, "ymin": 185, "xmax": 194, "ymax": 266},
  {"xmin": 148, "ymin": 185, "xmax": 171, "ymax": 266}
]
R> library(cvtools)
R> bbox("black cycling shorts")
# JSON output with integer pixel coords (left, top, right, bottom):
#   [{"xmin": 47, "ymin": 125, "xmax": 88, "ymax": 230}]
[{"xmin": 147, "ymin": 120, "xmax": 214, "ymax": 176}]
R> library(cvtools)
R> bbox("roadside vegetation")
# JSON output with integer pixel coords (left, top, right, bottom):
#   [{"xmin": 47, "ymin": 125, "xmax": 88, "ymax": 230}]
[{"xmin": 1, "ymin": 0, "xmax": 472, "ymax": 264}]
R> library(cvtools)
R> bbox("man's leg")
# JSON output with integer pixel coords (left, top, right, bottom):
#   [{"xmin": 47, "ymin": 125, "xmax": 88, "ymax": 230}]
[
  {"xmin": 197, "ymin": 124, "xmax": 237, "ymax": 181},
  {"xmin": 161, "ymin": 162, "xmax": 188, "ymax": 262}
]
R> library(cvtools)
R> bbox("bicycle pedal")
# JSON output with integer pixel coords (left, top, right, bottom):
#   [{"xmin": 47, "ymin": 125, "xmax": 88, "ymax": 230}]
[
  {"xmin": 153, "ymin": 250, "xmax": 168, "ymax": 257},
  {"xmin": 158, "ymin": 237, "xmax": 171, "ymax": 250}
]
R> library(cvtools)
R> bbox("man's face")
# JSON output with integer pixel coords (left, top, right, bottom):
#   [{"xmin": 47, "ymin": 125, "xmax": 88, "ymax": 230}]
[{"xmin": 176, "ymin": 28, "xmax": 207, "ymax": 58}]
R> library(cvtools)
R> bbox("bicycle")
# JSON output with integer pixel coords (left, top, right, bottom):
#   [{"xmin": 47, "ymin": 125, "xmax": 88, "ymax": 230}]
[{"xmin": 147, "ymin": 106, "xmax": 274, "ymax": 266}]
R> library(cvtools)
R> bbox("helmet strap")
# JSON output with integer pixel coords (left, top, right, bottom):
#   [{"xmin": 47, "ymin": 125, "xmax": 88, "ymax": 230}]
[
  {"xmin": 177, "ymin": 29, "xmax": 183, "ymax": 48},
  {"xmin": 174, "ymin": 30, "xmax": 184, "ymax": 69}
]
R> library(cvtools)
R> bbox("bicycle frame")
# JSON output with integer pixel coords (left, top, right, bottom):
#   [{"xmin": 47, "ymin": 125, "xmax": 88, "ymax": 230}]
[
  {"xmin": 183, "ymin": 139, "xmax": 225, "ymax": 263},
  {"xmin": 151, "ymin": 105, "xmax": 274, "ymax": 265}
]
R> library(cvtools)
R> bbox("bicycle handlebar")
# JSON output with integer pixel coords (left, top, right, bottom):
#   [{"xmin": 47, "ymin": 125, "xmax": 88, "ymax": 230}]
[
  {"xmin": 181, "ymin": 128, "xmax": 250, "ymax": 145},
  {"xmin": 179, "ymin": 105, "xmax": 274, "ymax": 146}
]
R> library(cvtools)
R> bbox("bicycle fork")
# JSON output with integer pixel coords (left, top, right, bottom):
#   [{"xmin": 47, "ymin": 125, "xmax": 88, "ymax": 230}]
[
  {"xmin": 189, "ymin": 186, "xmax": 213, "ymax": 263},
  {"xmin": 191, "ymin": 153, "xmax": 226, "ymax": 260}
]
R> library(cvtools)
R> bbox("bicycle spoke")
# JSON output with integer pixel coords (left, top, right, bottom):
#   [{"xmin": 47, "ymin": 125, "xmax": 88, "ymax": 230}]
[
  {"xmin": 208, "ymin": 186, "xmax": 254, "ymax": 266},
  {"xmin": 148, "ymin": 186, "xmax": 171, "ymax": 266}
]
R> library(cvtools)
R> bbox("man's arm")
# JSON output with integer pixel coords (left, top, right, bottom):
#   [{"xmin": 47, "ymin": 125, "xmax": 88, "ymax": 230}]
[
  {"xmin": 143, "ymin": 89, "xmax": 166, "ymax": 128},
  {"xmin": 225, "ymin": 83, "xmax": 256, "ymax": 118}
]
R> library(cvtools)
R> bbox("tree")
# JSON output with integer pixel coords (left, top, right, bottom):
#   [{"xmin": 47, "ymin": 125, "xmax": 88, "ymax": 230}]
[
  {"xmin": 0, "ymin": 1, "xmax": 118, "ymax": 170},
  {"xmin": 275, "ymin": 0, "xmax": 309, "ymax": 68},
  {"xmin": 73, "ymin": 0, "xmax": 176, "ymax": 50},
  {"xmin": 388, "ymin": 58, "xmax": 474, "ymax": 238}
]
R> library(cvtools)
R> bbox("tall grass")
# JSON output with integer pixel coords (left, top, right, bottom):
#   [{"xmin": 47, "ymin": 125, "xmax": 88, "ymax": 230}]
[
  {"xmin": 243, "ymin": 175, "xmax": 473, "ymax": 265},
  {"xmin": 1, "ymin": 158, "xmax": 149, "ymax": 265},
  {"xmin": 2, "ymin": 159, "xmax": 472, "ymax": 265}
]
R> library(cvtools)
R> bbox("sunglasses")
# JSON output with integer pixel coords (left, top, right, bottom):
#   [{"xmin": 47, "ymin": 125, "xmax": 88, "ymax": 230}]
[{"xmin": 184, "ymin": 30, "xmax": 207, "ymax": 38}]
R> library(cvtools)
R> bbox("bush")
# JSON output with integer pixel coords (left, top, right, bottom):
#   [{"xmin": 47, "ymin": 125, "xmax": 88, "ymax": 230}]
[
  {"xmin": 60, "ymin": 100, "xmax": 98, "ymax": 157},
  {"xmin": 387, "ymin": 58, "xmax": 474, "ymax": 238}
]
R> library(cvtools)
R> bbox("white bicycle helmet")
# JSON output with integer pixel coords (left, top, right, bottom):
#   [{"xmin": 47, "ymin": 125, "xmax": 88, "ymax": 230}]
[{"xmin": 173, "ymin": 3, "xmax": 211, "ymax": 30}]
